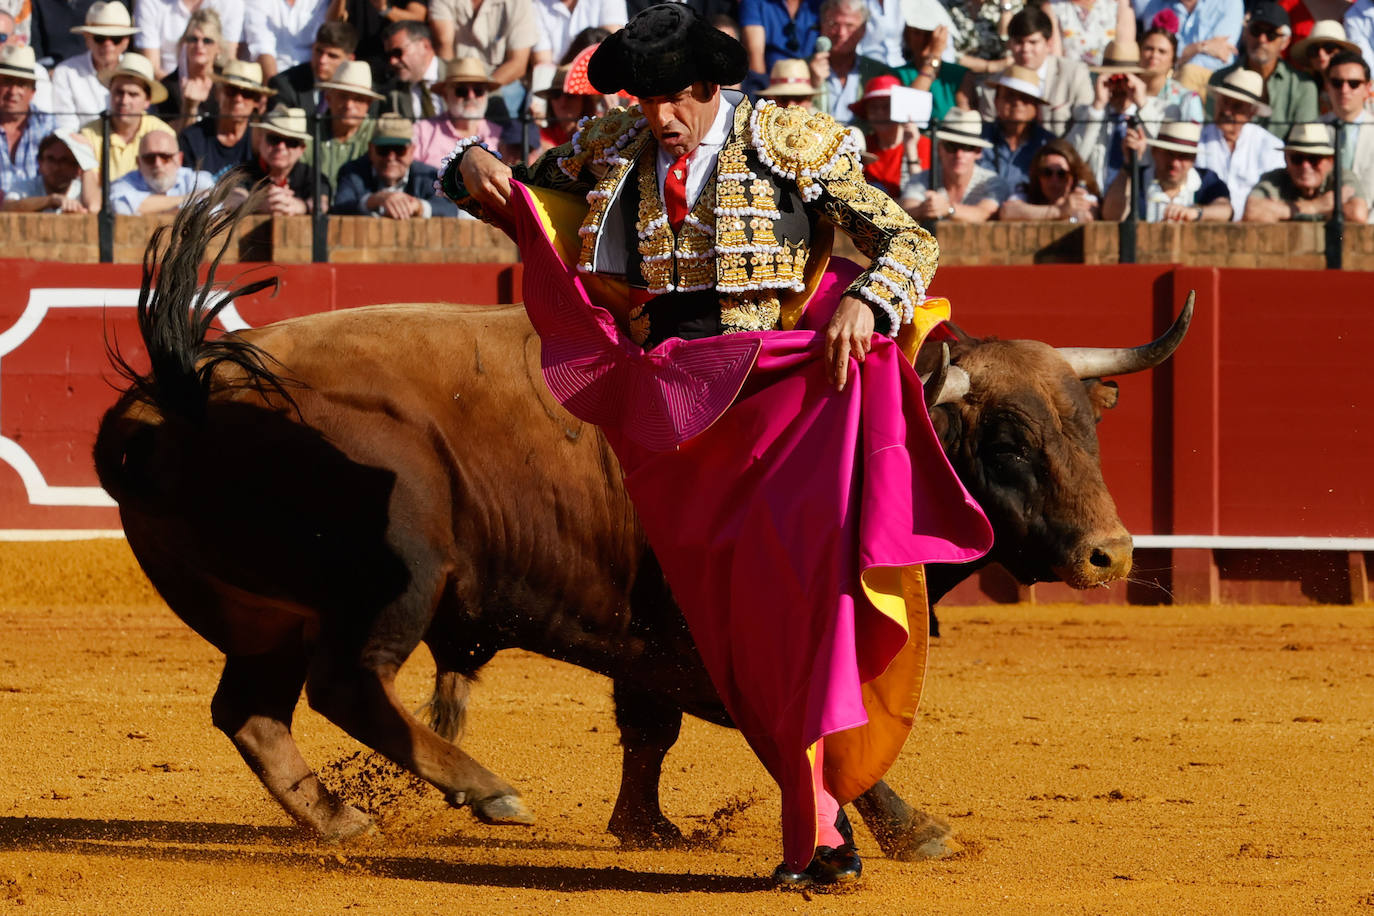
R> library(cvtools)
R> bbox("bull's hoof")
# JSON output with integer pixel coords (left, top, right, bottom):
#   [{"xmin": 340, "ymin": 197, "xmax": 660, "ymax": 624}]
[
  {"xmin": 888, "ymin": 818, "xmax": 960, "ymax": 862},
  {"xmin": 318, "ymin": 806, "xmax": 377, "ymax": 844},
  {"xmin": 472, "ymin": 793, "xmax": 536, "ymax": 825},
  {"xmin": 609, "ymin": 814, "xmax": 685, "ymax": 849}
]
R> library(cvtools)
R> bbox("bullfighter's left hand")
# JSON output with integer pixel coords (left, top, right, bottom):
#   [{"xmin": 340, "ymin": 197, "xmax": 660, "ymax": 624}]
[{"xmin": 826, "ymin": 295, "xmax": 875, "ymax": 393}]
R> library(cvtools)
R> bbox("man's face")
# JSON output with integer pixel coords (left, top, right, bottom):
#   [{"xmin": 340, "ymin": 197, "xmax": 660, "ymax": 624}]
[
  {"xmin": 383, "ymin": 32, "xmax": 432, "ymax": 82},
  {"xmin": 994, "ymin": 86, "xmax": 1039, "ymax": 125},
  {"xmin": 640, "ymin": 82, "xmax": 720, "ymax": 159},
  {"xmin": 258, "ymin": 129, "xmax": 305, "ymax": 173},
  {"xmin": 0, "ymin": 75, "xmax": 36, "ymax": 116},
  {"xmin": 1010, "ymin": 31, "xmax": 1050, "ymax": 70},
  {"xmin": 311, "ymin": 43, "xmax": 350, "ymax": 84},
  {"xmin": 326, "ymin": 88, "xmax": 372, "ymax": 127},
  {"xmin": 820, "ymin": 6, "xmax": 866, "ymax": 55},
  {"xmin": 938, "ymin": 140, "xmax": 982, "ymax": 179},
  {"xmin": 38, "ymin": 141, "xmax": 81, "ymax": 192},
  {"xmin": 86, "ymin": 32, "xmax": 130, "ymax": 70},
  {"xmin": 1244, "ymin": 20, "xmax": 1289, "ymax": 68},
  {"xmin": 1215, "ymin": 92, "xmax": 1257, "ymax": 140},
  {"xmin": 1151, "ymin": 146, "xmax": 1195, "ymax": 184},
  {"xmin": 369, "ymin": 141, "xmax": 412, "ymax": 184},
  {"xmin": 441, "ymin": 80, "xmax": 487, "ymax": 120},
  {"xmin": 1326, "ymin": 62, "xmax": 1370, "ymax": 120},
  {"xmin": 138, "ymin": 132, "xmax": 182, "ymax": 192},
  {"xmin": 109, "ymin": 76, "xmax": 150, "ymax": 117},
  {"xmin": 1286, "ymin": 149, "xmax": 1332, "ymax": 193},
  {"xmin": 219, "ymin": 81, "xmax": 266, "ymax": 120}
]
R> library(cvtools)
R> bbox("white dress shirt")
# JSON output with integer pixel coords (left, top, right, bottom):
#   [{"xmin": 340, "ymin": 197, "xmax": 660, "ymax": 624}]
[
  {"xmin": 50, "ymin": 53, "xmax": 108, "ymax": 132},
  {"xmin": 1195, "ymin": 121, "xmax": 1283, "ymax": 221},
  {"xmin": 243, "ymin": 0, "xmax": 329, "ymax": 70},
  {"xmin": 532, "ymin": 0, "xmax": 627, "ymax": 63},
  {"xmin": 857, "ymin": 0, "xmax": 907, "ymax": 67},
  {"xmin": 136, "ymin": 0, "xmax": 246, "ymax": 76}
]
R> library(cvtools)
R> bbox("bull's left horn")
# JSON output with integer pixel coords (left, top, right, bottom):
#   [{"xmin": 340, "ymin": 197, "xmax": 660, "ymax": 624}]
[
  {"xmin": 930, "ymin": 365, "xmax": 970, "ymax": 406},
  {"xmin": 1056, "ymin": 291, "xmax": 1194, "ymax": 379}
]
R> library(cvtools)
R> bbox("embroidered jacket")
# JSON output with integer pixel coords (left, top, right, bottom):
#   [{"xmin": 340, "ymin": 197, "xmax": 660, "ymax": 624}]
[{"xmin": 450, "ymin": 95, "xmax": 937, "ymax": 339}]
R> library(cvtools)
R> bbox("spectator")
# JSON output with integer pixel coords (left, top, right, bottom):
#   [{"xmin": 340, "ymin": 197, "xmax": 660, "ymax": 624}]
[
  {"xmin": 179, "ymin": 60, "xmax": 272, "ymax": 175},
  {"xmin": 1323, "ymin": 50, "xmax": 1374, "ymax": 205},
  {"xmin": 1245, "ymin": 121, "xmax": 1368, "ymax": 221},
  {"xmin": 1348, "ymin": 0, "xmax": 1374, "ymax": 74},
  {"xmin": 427, "ymin": 0, "xmax": 537, "ymax": 99},
  {"xmin": 1136, "ymin": 0, "xmax": 1243, "ymax": 73},
  {"xmin": 759, "ymin": 57, "xmax": 821, "ymax": 108},
  {"xmin": 1102, "ymin": 119, "xmax": 1233, "ymax": 220},
  {"xmin": 308, "ymin": 58, "xmax": 381, "ymax": 185},
  {"xmin": 903, "ymin": 3, "xmax": 965, "ymax": 121},
  {"xmin": 530, "ymin": 0, "xmax": 626, "ymax": 68},
  {"xmin": 233, "ymin": 105, "xmax": 329, "ymax": 212},
  {"xmin": 135, "ymin": 0, "xmax": 242, "ymax": 79},
  {"xmin": 1066, "ymin": 40, "xmax": 1165, "ymax": 193},
  {"xmin": 1207, "ymin": 1, "xmax": 1319, "ymax": 136},
  {"xmin": 245, "ymin": 0, "xmax": 330, "ymax": 78},
  {"xmin": 1044, "ymin": 0, "xmax": 1135, "ymax": 66},
  {"xmin": 379, "ymin": 21, "xmax": 441, "ymax": 120},
  {"xmin": 325, "ymin": 0, "xmax": 426, "ymax": 71},
  {"xmin": 0, "ymin": 0, "xmax": 32, "ymax": 48},
  {"xmin": 0, "ymin": 12, "xmax": 55, "ymax": 112},
  {"xmin": 968, "ymin": 7, "xmax": 1093, "ymax": 135},
  {"xmin": 902, "ymin": 105, "xmax": 1008, "ymax": 220},
  {"xmin": 979, "ymin": 65, "xmax": 1056, "ymax": 188},
  {"xmin": 1138, "ymin": 24, "xmax": 1203, "ymax": 120},
  {"xmin": 1196, "ymin": 68, "xmax": 1283, "ymax": 216},
  {"xmin": 333, "ymin": 112, "xmax": 457, "ymax": 216},
  {"xmin": 108, "ymin": 127, "xmax": 212, "ymax": 213},
  {"xmin": 1000, "ymin": 136, "xmax": 1101, "ymax": 220},
  {"xmin": 946, "ymin": 0, "xmax": 1020, "ymax": 66},
  {"xmin": 156, "ymin": 10, "xmax": 222, "ymax": 131},
  {"xmin": 413, "ymin": 57, "xmax": 500, "ymax": 168},
  {"xmin": 51, "ymin": 1, "xmax": 137, "ymax": 132},
  {"xmin": 740, "ymin": 0, "xmax": 822, "ymax": 77},
  {"xmin": 808, "ymin": 0, "xmax": 892, "ymax": 124},
  {"xmin": 28, "ymin": 0, "xmax": 109, "ymax": 65},
  {"xmin": 1289, "ymin": 20, "xmax": 1359, "ymax": 105},
  {"xmin": 532, "ymin": 63, "xmax": 608, "ymax": 155},
  {"xmin": 851, "ymin": 75, "xmax": 926, "ymax": 193},
  {"xmin": 858, "ymin": 0, "xmax": 908, "ymax": 67},
  {"xmin": 1, "ymin": 128, "xmax": 99, "ymax": 211},
  {"xmin": 268, "ymin": 21, "xmax": 356, "ymax": 115},
  {"xmin": 79, "ymin": 53, "xmax": 173, "ymax": 181},
  {"xmin": 0, "ymin": 45, "xmax": 57, "ymax": 194}
]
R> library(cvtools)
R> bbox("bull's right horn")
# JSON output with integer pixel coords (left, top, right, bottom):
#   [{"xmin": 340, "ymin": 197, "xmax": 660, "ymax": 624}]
[
  {"xmin": 1056, "ymin": 291, "xmax": 1194, "ymax": 379},
  {"xmin": 929, "ymin": 364, "xmax": 970, "ymax": 406}
]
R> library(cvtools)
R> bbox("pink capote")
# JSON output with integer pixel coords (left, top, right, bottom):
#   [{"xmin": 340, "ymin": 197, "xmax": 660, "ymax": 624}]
[{"xmin": 509, "ymin": 182, "xmax": 992, "ymax": 871}]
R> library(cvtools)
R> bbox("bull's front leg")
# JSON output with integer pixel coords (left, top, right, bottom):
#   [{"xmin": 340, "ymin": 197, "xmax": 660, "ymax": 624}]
[
  {"xmin": 852, "ymin": 780, "xmax": 958, "ymax": 861},
  {"xmin": 607, "ymin": 680, "xmax": 686, "ymax": 847}
]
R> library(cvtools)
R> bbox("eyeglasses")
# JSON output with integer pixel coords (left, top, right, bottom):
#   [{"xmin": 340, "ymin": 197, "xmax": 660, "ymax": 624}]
[
  {"xmin": 1038, "ymin": 166, "xmax": 1070, "ymax": 178},
  {"xmin": 1329, "ymin": 77, "xmax": 1368, "ymax": 89},
  {"xmin": 385, "ymin": 43, "xmax": 409, "ymax": 59},
  {"xmin": 139, "ymin": 151, "xmax": 177, "ymax": 164},
  {"xmin": 265, "ymin": 135, "xmax": 305, "ymax": 149},
  {"xmin": 1289, "ymin": 152, "xmax": 1326, "ymax": 166},
  {"xmin": 1248, "ymin": 23, "xmax": 1282, "ymax": 42},
  {"xmin": 783, "ymin": 21, "xmax": 799, "ymax": 53},
  {"xmin": 223, "ymin": 84, "xmax": 264, "ymax": 100},
  {"xmin": 451, "ymin": 83, "xmax": 486, "ymax": 98},
  {"xmin": 941, "ymin": 141, "xmax": 982, "ymax": 155},
  {"xmin": 93, "ymin": 34, "xmax": 128, "ymax": 45},
  {"xmin": 184, "ymin": 35, "xmax": 216, "ymax": 45},
  {"xmin": 374, "ymin": 145, "xmax": 411, "ymax": 157}
]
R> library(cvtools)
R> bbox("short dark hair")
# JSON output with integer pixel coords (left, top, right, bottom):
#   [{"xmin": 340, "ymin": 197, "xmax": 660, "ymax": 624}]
[
  {"xmin": 1141, "ymin": 26, "xmax": 1178, "ymax": 60},
  {"xmin": 1327, "ymin": 49, "xmax": 1371, "ymax": 82},
  {"xmin": 315, "ymin": 21, "xmax": 358, "ymax": 55},
  {"xmin": 381, "ymin": 20, "xmax": 432, "ymax": 47},
  {"xmin": 1007, "ymin": 7, "xmax": 1053, "ymax": 41},
  {"xmin": 37, "ymin": 133, "xmax": 69, "ymax": 159}
]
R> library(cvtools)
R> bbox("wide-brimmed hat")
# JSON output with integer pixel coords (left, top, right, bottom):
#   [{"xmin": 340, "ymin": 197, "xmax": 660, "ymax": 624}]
[
  {"xmin": 213, "ymin": 60, "xmax": 276, "ymax": 97},
  {"xmin": 372, "ymin": 113, "xmax": 414, "ymax": 147},
  {"xmin": 317, "ymin": 60, "xmax": 385, "ymax": 101},
  {"xmin": 1092, "ymin": 40, "xmax": 1144, "ymax": 74},
  {"xmin": 252, "ymin": 104, "xmax": 311, "ymax": 142},
  {"xmin": 1291, "ymin": 20, "xmax": 1361, "ymax": 64},
  {"xmin": 932, "ymin": 107, "xmax": 993, "ymax": 148},
  {"xmin": 0, "ymin": 45, "xmax": 39, "ymax": 82},
  {"xmin": 761, "ymin": 58, "xmax": 817, "ymax": 98},
  {"xmin": 994, "ymin": 65, "xmax": 1044, "ymax": 101},
  {"xmin": 50, "ymin": 128, "xmax": 98, "ymax": 171},
  {"xmin": 849, "ymin": 74, "xmax": 903, "ymax": 115},
  {"xmin": 904, "ymin": 0, "xmax": 946, "ymax": 32},
  {"xmin": 534, "ymin": 66, "xmax": 573, "ymax": 99},
  {"xmin": 1210, "ymin": 68, "xmax": 1273, "ymax": 117},
  {"xmin": 439, "ymin": 56, "xmax": 499, "ymax": 91},
  {"xmin": 587, "ymin": 4, "xmax": 747, "ymax": 98},
  {"xmin": 71, "ymin": 1, "xmax": 138, "ymax": 37},
  {"xmin": 99, "ymin": 53, "xmax": 169, "ymax": 104},
  {"xmin": 1284, "ymin": 122, "xmax": 1335, "ymax": 156},
  {"xmin": 1145, "ymin": 120, "xmax": 1202, "ymax": 154}
]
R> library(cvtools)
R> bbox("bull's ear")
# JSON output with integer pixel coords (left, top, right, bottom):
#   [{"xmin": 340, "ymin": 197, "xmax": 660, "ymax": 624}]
[
  {"xmin": 1082, "ymin": 379, "xmax": 1120, "ymax": 420},
  {"xmin": 929, "ymin": 403, "xmax": 962, "ymax": 451}
]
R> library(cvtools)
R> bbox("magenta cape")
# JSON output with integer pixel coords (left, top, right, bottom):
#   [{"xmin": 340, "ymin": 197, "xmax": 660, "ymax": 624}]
[{"xmin": 509, "ymin": 182, "xmax": 992, "ymax": 870}]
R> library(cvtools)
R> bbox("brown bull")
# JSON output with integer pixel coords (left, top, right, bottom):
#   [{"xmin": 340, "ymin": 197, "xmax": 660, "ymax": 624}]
[{"xmin": 95, "ymin": 187, "xmax": 1189, "ymax": 859}]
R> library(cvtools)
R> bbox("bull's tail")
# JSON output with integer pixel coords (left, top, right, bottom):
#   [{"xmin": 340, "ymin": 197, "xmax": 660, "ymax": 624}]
[{"xmin": 422, "ymin": 669, "xmax": 472, "ymax": 744}]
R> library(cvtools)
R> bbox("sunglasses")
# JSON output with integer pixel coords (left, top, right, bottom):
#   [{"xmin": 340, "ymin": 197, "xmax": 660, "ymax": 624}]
[
  {"xmin": 783, "ymin": 21, "xmax": 800, "ymax": 53},
  {"xmin": 223, "ymin": 84, "xmax": 264, "ymax": 100},
  {"xmin": 451, "ymin": 83, "xmax": 486, "ymax": 98},
  {"xmin": 139, "ymin": 151, "xmax": 177, "ymax": 164},
  {"xmin": 265, "ymin": 135, "xmax": 305, "ymax": 149},
  {"xmin": 184, "ymin": 35, "xmax": 216, "ymax": 45},
  {"xmin": 1248, "ymin": 23, "xmax": 1282, "ymax": 41},
  {"xmin": 1312, "ymin": 43, "xmax": 1344, "ymax": 55},
  {"xmin": 375, "ymin": 145, "xmax": 411, "ymax": 157},
  {"xmin": 941, "ymin": 141, "xmax": 983, "ymax": 155},
  {"xmin": 1289, "ymin": 152, "xmax": 1326, "ymax": 166},
  {"xmin": 1329, "ymin": 77, "xmax": 1368, "ymax": 89},
  {"xmin": 385, "ymin": 44, "xmax": 409, "ymax": 59},
  {"xmin": 93, "ymin": 34, "xmax": 128, "ymax": 44},
  {"xmin": 1038, "ymin": 166, "xmax": 1070, "ymax": 178}
]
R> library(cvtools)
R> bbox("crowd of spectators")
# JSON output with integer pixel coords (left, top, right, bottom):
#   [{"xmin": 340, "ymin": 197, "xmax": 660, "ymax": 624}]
[{"xmin": 0, "ymin": 0, "xmax": 1372, "ymax": 227}]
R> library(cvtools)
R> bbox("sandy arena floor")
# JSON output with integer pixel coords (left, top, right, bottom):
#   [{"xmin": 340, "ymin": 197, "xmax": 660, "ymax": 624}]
[{"xmin": 1, "ymin": 540, "xmax": 1372, "ymax": 915}]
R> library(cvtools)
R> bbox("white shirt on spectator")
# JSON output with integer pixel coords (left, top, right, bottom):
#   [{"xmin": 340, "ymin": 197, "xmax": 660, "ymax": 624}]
[
  {"xmin": 1345, "ymin": 0, "xmax": 1374, "ymax": 73},
  {"xmin": 531, "ymin": 0, "xmax": 626, "ymax": 63},
  {"xmin": 1195, "ymin": 121, "xmax": 1282, "ymax": 221},
  {"xmin": 137, "ymin": 0, "xmax": 246, "ymax": 76},
  {"xmin": 109, "ymin": 166, "xmax": 215, "ymax": 214},
  {"xmin": 857, "ymin": 0, "xmax": 908, "ymax": 67},
  {"xmin": 901, "ymin": 163, "xmax": 1010, "ymax": 207},
  {"xmin": 50, "ymin": 53, "xmax": 108, "ymax": 132},
  {"xmin": 243, "ymin": 0, "xmax": 328, "ymax": 71},
  {"xmin": 3, "ymin": 174, "xmax": 81, "ymax": 207}
]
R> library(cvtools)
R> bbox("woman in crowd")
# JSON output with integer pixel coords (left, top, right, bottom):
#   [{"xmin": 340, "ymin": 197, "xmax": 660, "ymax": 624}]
[
  {"xmin": 157, "ymin": 10, "xmax": 223, "ymax": 131},
  {"xmin": 1138, "ymin": 23, "xmax": 1203, "ymax": 121},
  {"xmin": 851, "ymin": 75, "xmax": 926, "ymax": 197},
  {"xmin": 1044, "ymin": 0, "xmax": 1135, "ymax": 66},
  {"xmin": 1000, "ymin": 137, "xmax": 1100, "ymax": 220}
]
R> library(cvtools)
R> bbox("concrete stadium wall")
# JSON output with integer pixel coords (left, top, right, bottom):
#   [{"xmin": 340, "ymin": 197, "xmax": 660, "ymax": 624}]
[{"xmin": 0, "ymin": 259, "xmax": 1368, "ymax": 605}]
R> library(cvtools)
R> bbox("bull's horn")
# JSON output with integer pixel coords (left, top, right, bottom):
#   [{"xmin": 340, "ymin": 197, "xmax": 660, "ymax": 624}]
[
  {"xmin": 930, "ymin": 364, "xmax": 970, "ymax": 406},
  {"xmin": 1056, "ymin": 291, "xmax": 1194, "ymax": 379},
  {"xmin": 920, "ymin": 342, "xmax": 950, "ymax": 409}
]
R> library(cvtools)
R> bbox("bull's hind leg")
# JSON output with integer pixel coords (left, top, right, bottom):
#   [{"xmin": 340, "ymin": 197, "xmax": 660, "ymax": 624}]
[
  {"xmin": 607, "ymin": 681, "xmax": 686, "ymax": 847},
  {"xmin": 852, "ymin": 780, "xmax": 958, "ymax": 860}
]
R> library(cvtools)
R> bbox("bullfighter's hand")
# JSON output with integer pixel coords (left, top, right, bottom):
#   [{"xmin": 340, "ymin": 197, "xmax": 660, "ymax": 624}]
[
  {"xmin": 826, "ymin": 295, "xmax": 875, "ymax": 393},
  {"xmin": 460, "ymin": 146, "xmax": 515, "ymax": 222}
]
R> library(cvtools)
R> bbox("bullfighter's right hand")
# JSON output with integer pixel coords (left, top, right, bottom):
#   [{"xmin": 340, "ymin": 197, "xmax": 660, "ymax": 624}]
[{"xmin": 460, "ymin": 147, "xmax": 515, "ymax": 224}]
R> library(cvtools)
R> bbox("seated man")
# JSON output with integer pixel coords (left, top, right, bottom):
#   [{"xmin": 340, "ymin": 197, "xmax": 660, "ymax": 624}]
[
  {"xmin": 234, "ymin": 105, "xmax": 329, "ymax": 213},
  {"xmin": 0, "ymin": 45, "xmax": 56, "ymax": 195},
  {"xmin": 1102, "ymin": 120, "xmax": 1233, "ymax": 221},
  {"xmin": 1244, "ymin": 122, "xmax": 1369, "ymax": 222},
  {"xmin": 979, "ymin": 66, "xmax": 1056, "ymax": 190},
  {"xmin": 333, "ymin": 113, "xmax": 458, "ymax": 218},
  {"xmin": 902, "ymin": 107, "xmax": 1006, "ymax": 222},
  {"xmin": 1195, "ymin": 68, "xmax": 1283, "ymax": 219},
  {"xmin": 267, "ymin": 21, "xmax": 357, "ymax": 115},
  {"xmin": 1206, "ymin": 1, "xmax": 1318, "ymax": 137},
  {"xmin": 79, "ymin": 53, "xmax": 174, "ymax": 182},
  {"xmin": 758, "ymin": 57, "xmax": 820, "ymax": 109},
  {"xmin": 1323, "ymin": 51, "xmax": 1374, "ymax": 206},
  {"xmin": 413, "ymin": 57, "xmax": 503, "ymax": 169},
  {"xmin": 178, "ymin": 61, "xmax": 273, "ymax": 176},
  {"xmin": 806, "ymin": 0, "xmax": 892, "ymax": 124},
  {"xmin": 51, "ymin": 1, "xmax": 138, "ymax": 132},
  {"xmin": 308, "ymin": 60, "xmax": 383, "ymax": 187},
  {"xmin": 108, "ymin": 128, "xmax": 214, "ymax": 214},
  {"xmin": 1, "ymin": 129, "xmax": 99, "ymax": 211}
]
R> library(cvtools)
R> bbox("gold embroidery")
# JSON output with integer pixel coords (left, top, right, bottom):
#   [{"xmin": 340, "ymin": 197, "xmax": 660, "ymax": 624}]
[
  {"xmin": 634, "ymin": 151, "xmax": 718, "ymax": 295},
  {"xmin": 628, "ymin": 302, "xmax": 651, "ymax": 345}
]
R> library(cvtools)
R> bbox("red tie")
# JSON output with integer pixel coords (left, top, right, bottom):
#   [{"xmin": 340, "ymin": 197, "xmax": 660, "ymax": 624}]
[{"xmin": 664, "ymin": 152, "xmax": 690, "ymax": 231}]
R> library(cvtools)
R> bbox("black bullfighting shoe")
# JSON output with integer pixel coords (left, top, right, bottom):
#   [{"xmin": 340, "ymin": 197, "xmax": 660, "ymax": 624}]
[{"xmin": 771, "ymin": 844, "xmax": 864, "ymax": 888}]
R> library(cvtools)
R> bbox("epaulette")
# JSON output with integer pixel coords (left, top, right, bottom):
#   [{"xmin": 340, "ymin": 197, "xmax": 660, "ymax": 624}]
[
  {"xmin": 748, "ymin": 99, "xmax": 862, "ymax": 201},
  {"xmin": 557, "ymin": 104, "xmax": 649, "ymax": 181}
]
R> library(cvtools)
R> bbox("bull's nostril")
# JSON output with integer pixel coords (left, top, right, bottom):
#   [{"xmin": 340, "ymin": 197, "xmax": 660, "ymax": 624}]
[{"xmin": 1089, "ymin": 549, "xmax": 1113, "ymax": 568}]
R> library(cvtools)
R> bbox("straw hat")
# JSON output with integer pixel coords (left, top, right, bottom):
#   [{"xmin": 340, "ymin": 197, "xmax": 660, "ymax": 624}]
[
  {"xmin": 534, "ymin": 66, "xmax": 574, "ymax": 99},
  {"xmin": 994, "ymin": 65, "xmax": 1044, "ymax": 101},
  {"xmin": 1145, "ymin": 120, "xmax": 1202, "ymax": 154},
  {"xmin": 438, "ymin": 57, "xmax": 498, "ymax": 91},
  {"xmin": 71, "ymin": 1, "xmax": 138, "ymax": 38},
  {"xmin": 849, "ymin": 74, "xmax": 904, "ymax": 115},
  {"xmin": 760, "ymin": 59, "xmax": 817, "ymax": 98},
  {"xmin": 932, "ymin": 107, "xmax": 993, "ymax": 148},
  {"xmin": 372, "ymin": 113, "xmax": 415, "ymax": 146},
  {"xmin": 99, "ymin": 53, "xmax": 169, "ymax": 104},
  {"xmin": 1284, "ymin": 122, "xmax": 1336, "ymax": 156},
  {"xmin": 1290, "ymin": 20, "xmax": 1361, "ymax": 64},
  {"xmin": 51, "ymin": 128, "xmax": 98, "ymax": 171},
  {"xmin": 0, "ymin": 45, "xmax": 40, "ymax": 82},
  {"xmin": 1209, "ymin": 68, "xmax": 1273, "ymax": 118},
  {"xmin": 252, "ymin": 105, "xmax": 311, "ymax": 142},
  {"xmin": 213, "ymin": 60, "xmax": 277, "ymax": 97},
  {"xmin": 317, "ymin": 60, "xmax": 385, "ymax": 101},
  {"xmin": 1091, "ymin": 40, "xmax": 1144, "ymax": 74}
]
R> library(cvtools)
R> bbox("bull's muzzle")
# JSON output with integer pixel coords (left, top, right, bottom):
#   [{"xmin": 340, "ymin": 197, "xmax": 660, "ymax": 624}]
[{"xmin": 1055, "ymin": 533, "xmax": 1134, "ymax": 589}]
